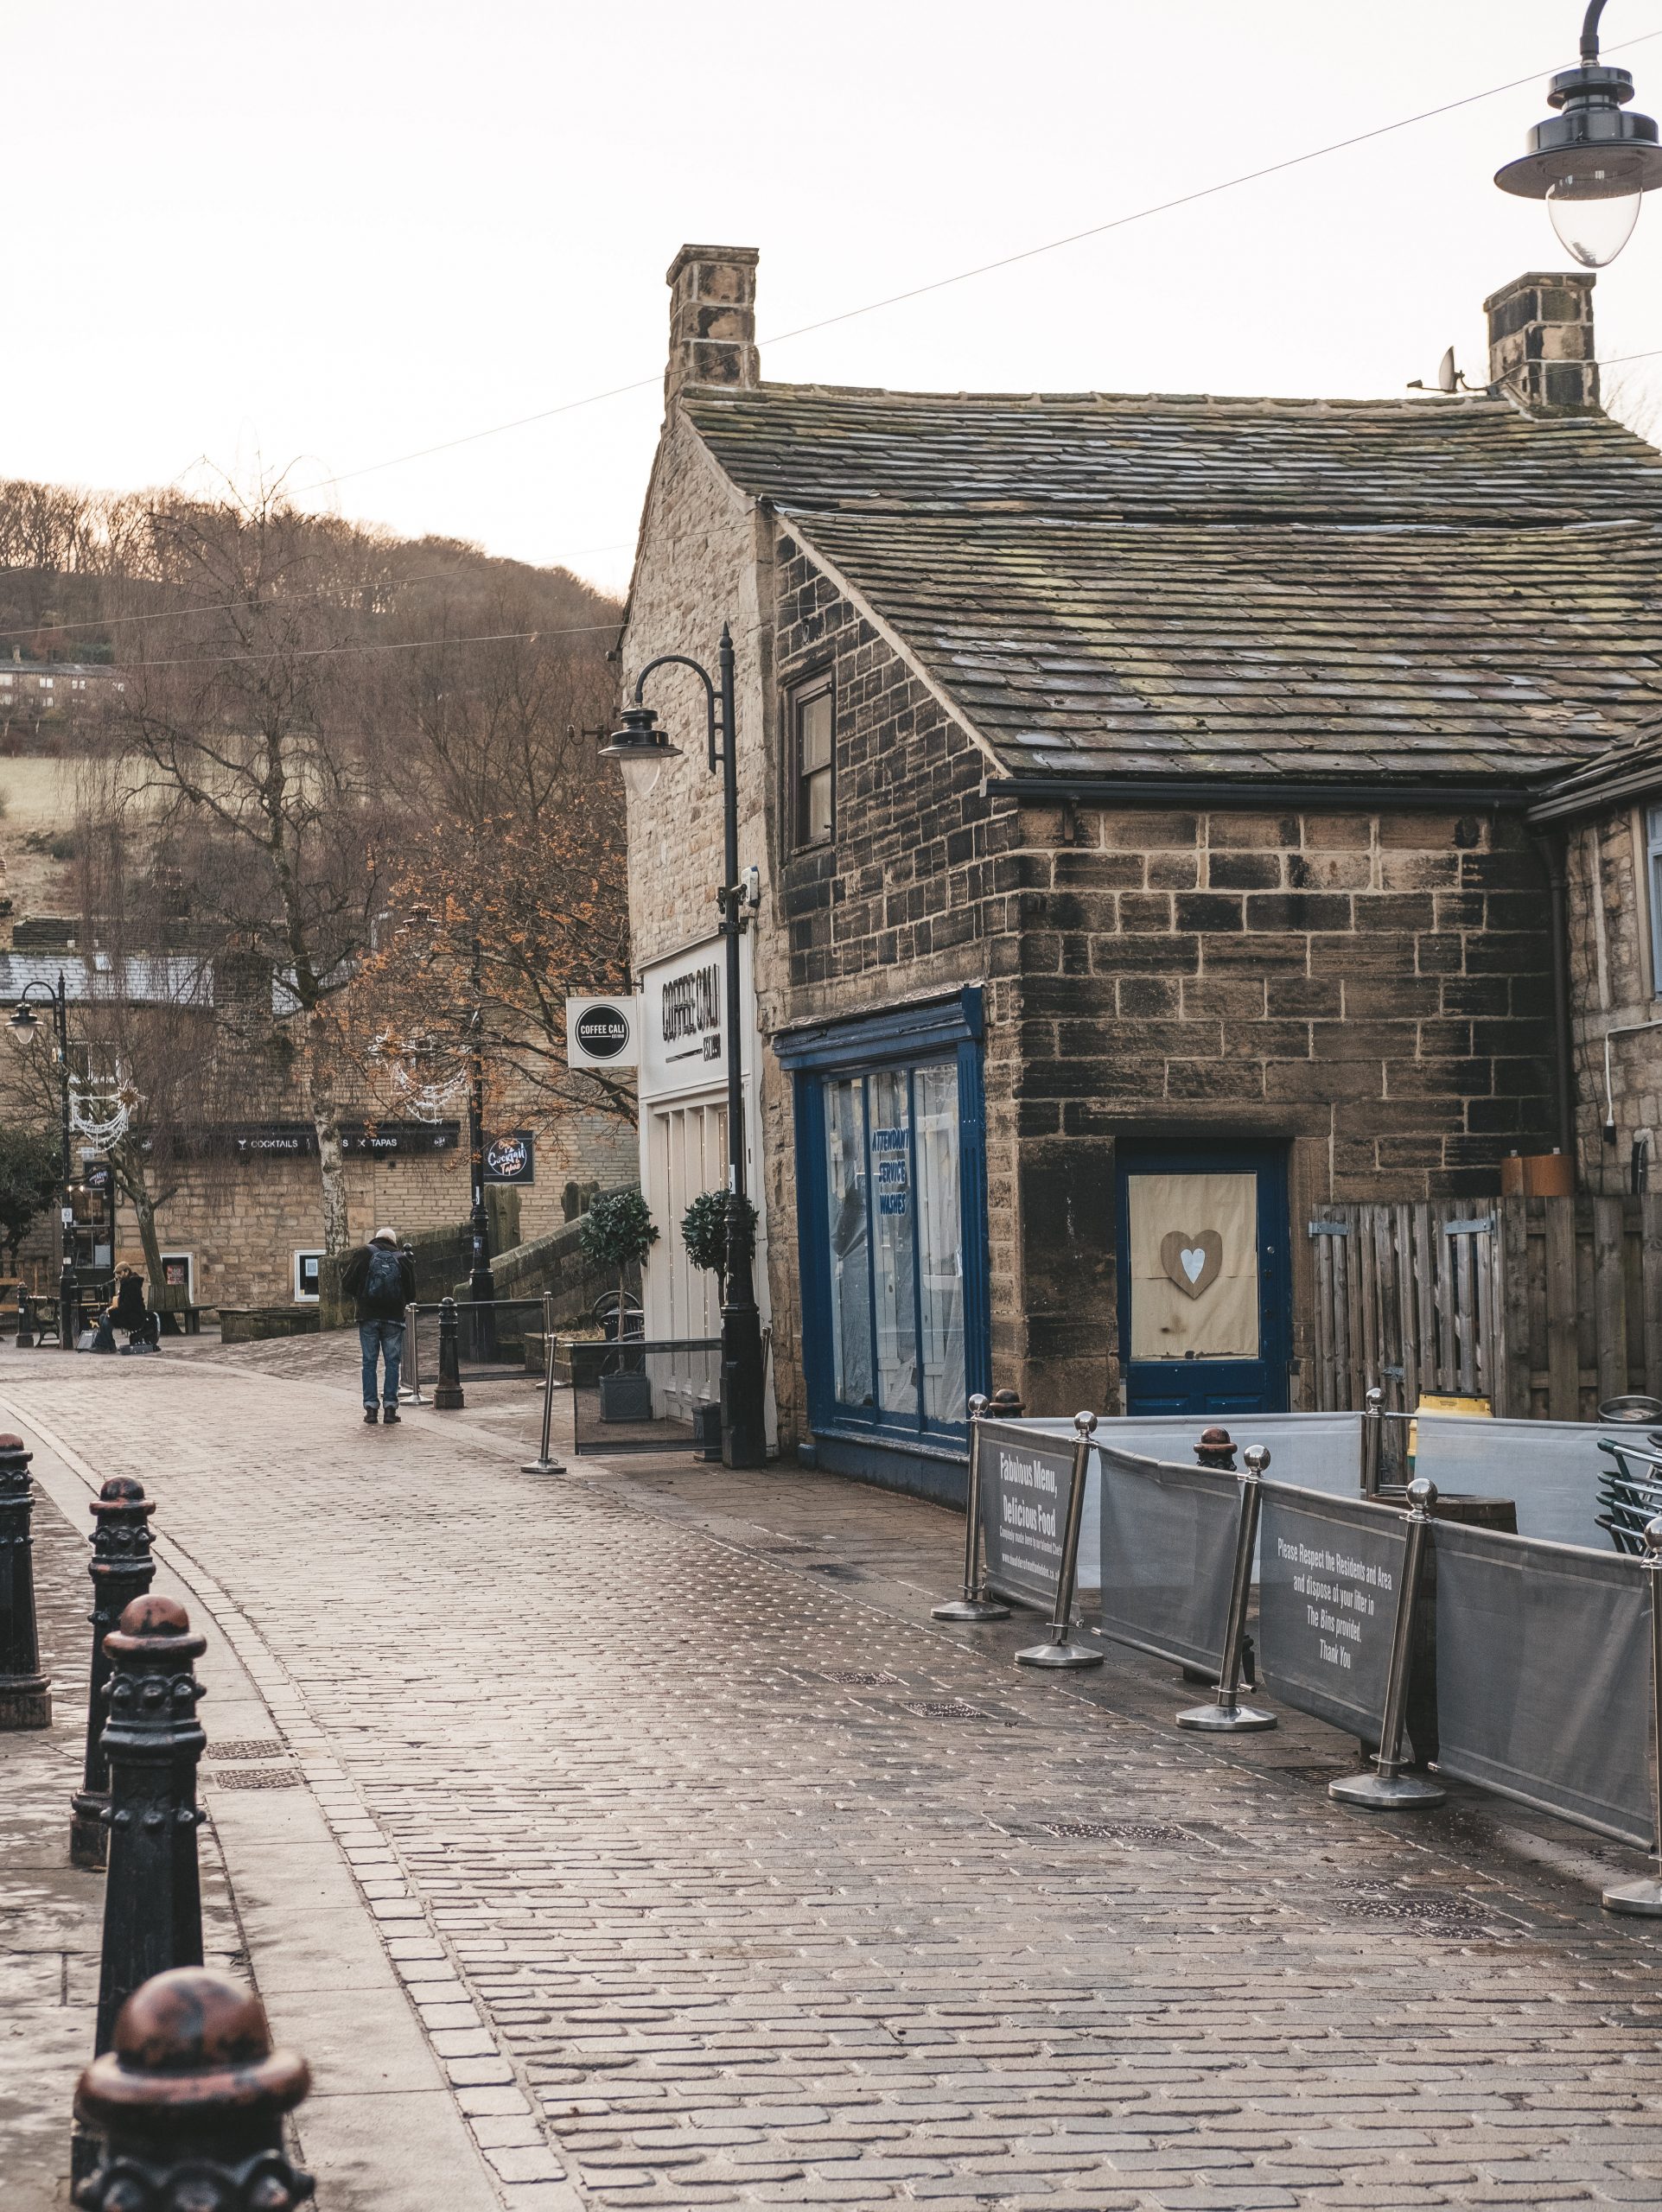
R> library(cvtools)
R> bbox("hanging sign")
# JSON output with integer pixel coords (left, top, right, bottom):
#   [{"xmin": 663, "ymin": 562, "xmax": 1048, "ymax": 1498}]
[
  {"xmin": 566, "ymin": 995, "xmax": 640, "ymax": 1070},
  {"xmin": 484, "ymin": 1130, "xmax": 535, "ymax": 1185}
]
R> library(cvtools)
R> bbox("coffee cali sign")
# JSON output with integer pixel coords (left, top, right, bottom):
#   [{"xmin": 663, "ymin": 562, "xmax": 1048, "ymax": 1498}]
[{"xmin": 566, "ymin": 995, "xmax": 640, "ymax": 1071}]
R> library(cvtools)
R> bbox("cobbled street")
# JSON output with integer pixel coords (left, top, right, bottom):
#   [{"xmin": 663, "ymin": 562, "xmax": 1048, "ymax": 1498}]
[{"xmin": 4, "ymin": 1345, "xmax": 1662, "ymax": 2212}]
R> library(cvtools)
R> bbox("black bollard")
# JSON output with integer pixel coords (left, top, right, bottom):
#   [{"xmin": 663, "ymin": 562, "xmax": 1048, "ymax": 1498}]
[
  {"xmin": 71, "ymin": 1478, "xmax": 157, "ymax": 1869},
  {"xmin": 74, "ymin": 1967, "xmax": 314, "ymax": 2212},
  {"xmin": 1194, "ymin": 1424, "xmax": 1238, "ymax": 1472},
  {"xmin": 432, "ymin": 1294, "xmax": 465, "ymax": 1410},
  {"xmin": 60, "ymin": 1254, "xmax": 80, "ymax": 1355},
  {"xmin": 0, "ymin": 1433, "xmax": 51, "ymax": 1730},
  {"xmin": 988, "ymin": 1386, "xmax": 1025, "ymax": 1421},
  {"xmin": 94, "ymin": 1593, "xmax": 207, "ymax": 2057},
  {"xmin": 16, "ymin": 1282, "xmax": 35, "ymax": 1348}
]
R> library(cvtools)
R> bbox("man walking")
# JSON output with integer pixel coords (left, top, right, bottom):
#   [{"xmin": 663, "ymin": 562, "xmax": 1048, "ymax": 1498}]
[{"xmin": 341, "ymin": 1227, "xmax": 417, "ymax": 1426}]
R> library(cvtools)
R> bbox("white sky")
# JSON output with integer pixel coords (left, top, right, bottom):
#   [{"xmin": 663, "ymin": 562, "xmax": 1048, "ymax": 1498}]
[{"xmin": 10, "ymin": 2, "xmax": 1662, "ymax": 596}]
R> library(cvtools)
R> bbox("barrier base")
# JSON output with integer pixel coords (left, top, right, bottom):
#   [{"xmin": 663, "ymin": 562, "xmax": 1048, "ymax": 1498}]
[
  {"xmin": 520, "ymin": 1457, "xmax": 569, "ymax": 1476},
  {"xmin": 1016, "ymin": 1637, "xmax": 1103, "ymax": 1670},
  {"xmin": 932, "ymin": 1595, "xmax": 1011, "ymax": 1623},
  {"xmin": 1328, "ymin": 1768, "xmax": 1445, "ymax": 1810},
  {"xmin": 1602, "ymin": 1873, "xmax": 1662, "ymax": 1917},
  {"xmin": 1175, "ymin": 1699, "xmax": 1277, "ymax": 1733}
]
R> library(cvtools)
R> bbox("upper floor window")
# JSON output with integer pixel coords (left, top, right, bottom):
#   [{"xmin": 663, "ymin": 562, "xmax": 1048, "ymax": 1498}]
[{"xmin": 789, "ymin": 672, "xmax": 833, "ymax": 848}]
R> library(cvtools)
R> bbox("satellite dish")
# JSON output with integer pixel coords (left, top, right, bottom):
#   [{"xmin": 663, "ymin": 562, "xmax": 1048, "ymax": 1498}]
[{"xmin": 1437, "ymin": 346, "xmax": 1458, "ymax": 395}]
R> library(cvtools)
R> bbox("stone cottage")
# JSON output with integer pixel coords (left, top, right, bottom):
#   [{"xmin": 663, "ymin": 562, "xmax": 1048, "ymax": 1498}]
[{"xmin": 618, "ymin": 248, "xmax": 1662, "ymax": 1499}]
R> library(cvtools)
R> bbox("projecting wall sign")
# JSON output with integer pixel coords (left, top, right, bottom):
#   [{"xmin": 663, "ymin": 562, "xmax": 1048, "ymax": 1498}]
[{"xmin": 566, "ymin": 995, "xmax": 640, "ymax": 1070}]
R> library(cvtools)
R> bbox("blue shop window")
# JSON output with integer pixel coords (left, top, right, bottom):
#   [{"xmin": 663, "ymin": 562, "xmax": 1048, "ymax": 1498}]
[{"xmin": 792, "ymin": 1013, "xmax": 989, "ymax": 1444}]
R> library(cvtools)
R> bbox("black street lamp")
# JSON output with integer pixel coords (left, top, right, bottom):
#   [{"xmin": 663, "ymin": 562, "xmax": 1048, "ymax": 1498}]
[
  {"xmin": 465, "ymin": 934, "xmax": 497, "ymax": 1317},
  {"xmin": 1495, "ymin": 0, "xmax": 1662, "ymax": 265},
  {"xmin": 8, "ymin": 974, "xmax": 78, "ymax": 1351},
  {"xmin": 603, "ymin": 625, "xmax": 767, "ymax": 1470}
]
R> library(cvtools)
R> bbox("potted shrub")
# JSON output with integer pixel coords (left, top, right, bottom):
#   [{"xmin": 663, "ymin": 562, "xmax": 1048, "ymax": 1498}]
[
  {"xmin": 679, "ymin": 1191, "xmax": 758, "ymax": 1452},
  {"xmin": 580, "ymin": 1190, "xmax": 658, "ymax": 1421}
]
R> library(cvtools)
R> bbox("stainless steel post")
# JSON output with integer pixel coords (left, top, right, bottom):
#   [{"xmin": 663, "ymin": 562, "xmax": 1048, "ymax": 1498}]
[
  {"xmin": 1016, "ymin": 1412, "xmax": 1104, "ymax": 1669},
  {"xmin": 398, "ymin": 1303, "xmax": 424, "ymax": 1406},
  {"xmin": 1603, "ymin": 1513, "xmax": 1662, "ymax": 1916},
  {"xmin": 933, "ymin": 1395, "xmax": 1010, "ymax": 1624},
  {"xmin": 1330, "ymin": 1477, "xmax": 1445, "ymax": 1808},
  {"xmin": 1364, "ymin": 1384, "xmax": 1383, "ymax": 1497},
  {"xmin": 1177, "ymin": 1444, "xmax": 1277, "ymax": 1733},
  {"xmin": 522, "ymin": 1291, "xmax": 568, "ymax": 1475}
]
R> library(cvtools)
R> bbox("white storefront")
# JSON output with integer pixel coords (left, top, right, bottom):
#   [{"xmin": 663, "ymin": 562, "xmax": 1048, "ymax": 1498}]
[{"xmin": 636, "ymin": 931, "xmax": 775, "ymax": 1448}]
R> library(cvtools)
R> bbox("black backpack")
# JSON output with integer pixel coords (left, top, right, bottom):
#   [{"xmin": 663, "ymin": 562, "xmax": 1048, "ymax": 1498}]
[{"xmin": 363, "ymin": 1243, "xmax": 404, "ymax": 1315}]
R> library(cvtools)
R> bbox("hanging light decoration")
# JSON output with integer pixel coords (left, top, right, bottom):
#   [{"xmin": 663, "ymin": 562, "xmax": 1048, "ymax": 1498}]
[{"xmin": 1494, "ymin": 1, "xmax": 1662, "ymax": 266}]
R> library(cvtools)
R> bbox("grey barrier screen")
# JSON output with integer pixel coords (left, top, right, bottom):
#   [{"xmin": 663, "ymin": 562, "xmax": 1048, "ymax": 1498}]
[
  {"xmin": 1431, "ymin": 1522, "xmax": 1655, "ymax": 1847},
  {"xmin": 1258, "ymin": 1487, "xmax": 1405, "ymax": 1739},
  {"xmin": 411, "ymin": 1299, "xmax": 546, "ymax": 1382},
  {"xmin": 980, "ymin": 1419, "xmax": 1079, "ymax": 1610},
  {"xmin": 570, "ymin": 1338, "xmax": 721, "ymax": 1456},
  {"xmin": 1096, "ymin": 1447, "xmax": 1239, "ymax": 1675},
  {"xmin": 1413, "ymin": 1415, "xmax": 1610, "ymax": 1551}
]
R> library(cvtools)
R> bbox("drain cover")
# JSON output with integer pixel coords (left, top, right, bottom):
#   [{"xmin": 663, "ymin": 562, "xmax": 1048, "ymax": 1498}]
[
  {"xmin": 824, "ymin": 1669, "xmax": 905, "ymax": 1687},
  {"xmin": 1042, "ymin": 1820, "xmax": 1191, "ymax": 1845},
  {"xmin": 1343, "ymin": 1891, "xmax": 1499, "ymax": 1933},
  {"xmin": 903, "ymin": 1699, "xmax": 1001, "ymax": 1722},
  {"xmin": 210, "ymin": 1768, "xmax": 302, "ymax": 1790},
  {"xmin": 207, "ymin": 1739, "xmax": 288, "ymax": 1763}
]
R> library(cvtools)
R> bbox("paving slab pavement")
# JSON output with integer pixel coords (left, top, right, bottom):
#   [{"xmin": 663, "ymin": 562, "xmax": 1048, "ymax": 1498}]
[{"xmin": 1, "ymin": 1343, "xmax": 1660, "ymax": 2210}]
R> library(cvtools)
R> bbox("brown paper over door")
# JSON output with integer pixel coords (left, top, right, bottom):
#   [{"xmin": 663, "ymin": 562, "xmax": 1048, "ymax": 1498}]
[{"xmin": 1127, "ymin": 1172, "xmax": 1259, "ymax": 1361}]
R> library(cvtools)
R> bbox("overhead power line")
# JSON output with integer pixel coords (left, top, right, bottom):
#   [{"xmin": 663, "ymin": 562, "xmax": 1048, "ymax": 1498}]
[{"xmin": 292, "ymin": 28, "xmax": 1662, "ymax": 501}]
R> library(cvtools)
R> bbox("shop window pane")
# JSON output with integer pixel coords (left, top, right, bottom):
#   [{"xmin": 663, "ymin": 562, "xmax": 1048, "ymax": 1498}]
[
  {"xmin": 825, "ymin": 1077, "xmax": 873, "ymax": 1408},
  {"xmin": 869, "ymin": 1069, "xmax": 919, "ymax": 1416},
  {"xmin": 914, "ymin": 1064, "xmax": 964, "ymax": 1421}
]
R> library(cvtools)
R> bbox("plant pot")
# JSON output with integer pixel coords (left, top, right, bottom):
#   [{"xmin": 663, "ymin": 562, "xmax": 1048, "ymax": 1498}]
[{"xmin": 599, "ymin": 1370, "xmax": 653, "ymax": 1422}]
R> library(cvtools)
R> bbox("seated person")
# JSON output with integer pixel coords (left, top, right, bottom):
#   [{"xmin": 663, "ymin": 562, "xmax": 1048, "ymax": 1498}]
[{"xmin": 111, "ymin": 1266, "xmax": 159, "ymax": 1350}]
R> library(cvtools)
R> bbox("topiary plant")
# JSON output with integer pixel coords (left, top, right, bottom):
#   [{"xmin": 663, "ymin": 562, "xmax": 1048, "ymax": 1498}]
[
  {"xmin": 679, "ymin": 1189, "xmax": 759, "ymax": 1290},
  {"xmin": 579, "ymin": 1188, "xmax": 659, "ymax": 1332}
]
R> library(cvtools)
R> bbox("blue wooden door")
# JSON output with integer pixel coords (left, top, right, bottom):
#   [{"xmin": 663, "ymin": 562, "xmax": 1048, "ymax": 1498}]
[{"xmin": 1116, "ymin": 1146, "xmax": 1290, "ymax": 1417}]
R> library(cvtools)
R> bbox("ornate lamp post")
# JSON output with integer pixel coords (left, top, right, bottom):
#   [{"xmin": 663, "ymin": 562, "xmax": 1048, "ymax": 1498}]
[
  {"xmin": 602, "ymin": 626, "xmax": 767, "ymax": 1470},
  {"xmin": 1495, "ymin": 0, "xmax": 1662, "ymax": 265},
  {"xmin": 9, "ymin": 976, "xmax": 76, "ymax": 1351}
]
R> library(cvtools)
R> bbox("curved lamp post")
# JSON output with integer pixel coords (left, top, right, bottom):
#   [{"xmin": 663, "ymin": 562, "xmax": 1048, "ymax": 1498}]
[
  {"xmin": 8, "ymin": 976, "xmax": 77, "ymax": 1351},
  {"xmin": 602, "ymin": 626, "xmax": 766, "ymax": 1470},
  {"xmin": 1495, "ymin": 0, "xmax": 1662, "ymax": 265}
]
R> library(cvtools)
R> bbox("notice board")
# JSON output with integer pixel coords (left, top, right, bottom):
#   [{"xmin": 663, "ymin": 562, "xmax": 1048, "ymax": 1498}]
[
  {"xmin": 979, "ymin": 1419, "xmax": 1079, "ymax": 1611},
  {"xmin": 1258, "ymin": 1486, "xmax": 1406, "ymax": 1738}
]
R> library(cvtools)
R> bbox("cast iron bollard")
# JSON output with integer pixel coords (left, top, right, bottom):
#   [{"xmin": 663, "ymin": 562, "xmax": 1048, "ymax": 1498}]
[
  {"xmin": 72, "ymin": 1478, "xmax": 157, "ymax": 1869},
  {"xmin": 1194, "ymin": 1425, "xmax": 1238, "ymax": 1472},
  {"xmin": 1016, "ymin": 1411, "xmax": 1105, "ymax": 1670},
  {"xmin": 1177, "ymin": 1443, "xmax": 1277, "ymax": 1733},
  {"xmin": 933, "ymin": 1394, "xmax": 1010, "ymax": 1624},
  {"xmin": 988, "ymin": 1387, "xmax": 1024, "ymax": 1420},
  {"xmin": 432, "ymin": 1294, "xmax": 465, "ymax": 1411},
  {"xmin": 1329, "ymin": 1478, "xmax": 1445, "ymax": 1811},
  {"xmin": 16, "ymin": 1282, "xmax": 35, "ymax": 1347},
  {"xmin": 1603, "ymin": 1513, "xmax": 1662, "ymax": 1916},
  {"xmin": 94, "ymin": 1593, "xmax": 207, "ymax": 2057},
  {"xmin": 74, "ymin": 1967, "xmax": 313, "ymax": 2212},
  {"xmin": 0, "ymin": 1432, "xmax": 52, "ymax": 1729}
]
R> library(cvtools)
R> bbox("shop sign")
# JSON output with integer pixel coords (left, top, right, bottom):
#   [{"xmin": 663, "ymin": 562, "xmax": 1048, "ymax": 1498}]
[
  {"xmin": 640, "ymin": 938, "xmax": 741, "ymax": 1099},
  {"xmin": 226, "ymin": 1121, "xmax": 460, "ymax": 1160},
  {"xmin": 484, "ymin": 1129, "xmax": 535, "ymax": 1185},
  {"xmin": 871, "ymin": 1126, "xmax": 909, "ymax": 1217},
  {"xmin": 979, "ymin": 1421, "xmax": 1078, "ymax": 1611},
  {"xmin": 566, "ymin": 995, "xmax": 640, "ymax": 1070}
]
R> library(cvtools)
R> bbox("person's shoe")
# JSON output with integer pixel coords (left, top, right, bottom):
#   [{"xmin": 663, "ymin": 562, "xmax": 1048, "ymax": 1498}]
[
  {"xmin": 382, "ymin": 1408, "xmax": 400, "ymax": 1425},
  {"xmin": 364, "ymin": 1408, "xmax": 379, "ymax": 1425}
]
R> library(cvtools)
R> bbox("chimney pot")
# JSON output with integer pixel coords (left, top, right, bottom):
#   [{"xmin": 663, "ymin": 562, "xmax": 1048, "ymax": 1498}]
[
  {"xmin": 665, "ymin": 245, "xmax": 760, "ymax": 405},
  {"xmin": 1483, "ymin": 270, "xmax": 1600, "ymax": 411}
]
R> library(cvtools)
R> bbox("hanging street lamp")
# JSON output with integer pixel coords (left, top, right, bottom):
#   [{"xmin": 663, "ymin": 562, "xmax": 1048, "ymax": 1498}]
[
  {"xmin": 1495, "ymin": 0, "xmax": 1662, "ymax": 266},
  {"xmin": 602, "ymin": 626, "xmax": 767, "ymax": 1471}
]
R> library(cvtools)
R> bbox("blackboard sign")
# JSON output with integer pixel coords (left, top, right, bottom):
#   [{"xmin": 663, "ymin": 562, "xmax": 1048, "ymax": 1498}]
[
  {"xmin": 980, "ymin": 1419, "xmax": 1079, "ymax": 1610},
  {"xmin": 1258, "ymin": 1486, "xmax": 1405, "ymax": 1738},
  {"xmin": 1097, "ymin": 1446, "xmax": 1239, "ymax": 1674}
]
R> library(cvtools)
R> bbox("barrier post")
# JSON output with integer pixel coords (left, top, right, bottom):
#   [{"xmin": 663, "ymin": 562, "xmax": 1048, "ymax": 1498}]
[
  {"xmin": 1602, "ymin": 1513, "xmax": 1662, "ymax": 1916},
  {"xmin": 522, "ymin": 1291, "xmax": 568, "ymax": 1475},
  {"xmin": 933, "ymin": 1395, "xmax": 1010, "ymax": 1624},
  {"xmin": 1016, "ymin": 1412, "xmax": 1104, "ymax": 1670},
  {"xmin": 398, "ymin": 1302, "xmax": 424, "ymax": 1406},
  {"xmin": 71, "ymin": 1478, "xmax": 157, "ymax": 1869},
  {"xmin": 1329, "ymin": 1477, "xmax": 1445, "ymax": 1809},
  {"xmin": 432, "ymin": 1296, "xmax": 464, "ymax": 1411},
  {"xmin": 1364, "ymin": 1385, "xmax": 1384, "ymax": 1497},
  {"xmin": 74, "ymin": 1968, "xmax": 314, "ymax": 2212},
  {"xmin": 1176, "ymin": 1444, "xmax": 1277, "ymax": 1733},
  {"xmin": 16, "ymin": 1282, "xmax": 34, "ymax": 1347},
  {"xmin": 0, "ymin": 1433, "xmax": 52, "ymax": 1730}
]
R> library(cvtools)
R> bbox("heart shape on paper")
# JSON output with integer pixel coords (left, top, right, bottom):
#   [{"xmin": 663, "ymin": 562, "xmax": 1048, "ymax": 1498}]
[{"xmin": 1160, "ymin": 1229, "xmax": 1222, "ymax": 1300}]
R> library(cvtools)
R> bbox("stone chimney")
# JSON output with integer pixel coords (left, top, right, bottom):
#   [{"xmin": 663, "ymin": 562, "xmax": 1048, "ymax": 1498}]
[
  {"xmin": 665, "ymin": 245, "xmax": 759, "ymax": 404},
  {"xmin": 1484, "ymin": 272, "xmax": 1599, "ymax": 412}
]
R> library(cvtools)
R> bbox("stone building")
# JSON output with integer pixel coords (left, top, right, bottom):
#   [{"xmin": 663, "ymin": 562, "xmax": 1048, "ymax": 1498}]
[{"xmin": 618, "ymin": 252, "xmax": 1662, "ymax": 1497}]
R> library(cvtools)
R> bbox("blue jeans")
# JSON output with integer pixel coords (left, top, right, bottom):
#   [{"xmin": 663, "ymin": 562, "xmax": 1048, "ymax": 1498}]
[{"xmin": 360, "ymin": 1319, "xmax": 404, "ymax": 1409}]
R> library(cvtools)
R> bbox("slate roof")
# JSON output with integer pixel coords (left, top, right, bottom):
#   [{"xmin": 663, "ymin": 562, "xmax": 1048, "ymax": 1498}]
[{"xmin": 683, "ymin": 385, "xmax": 1662, "ymax": 791}]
